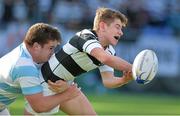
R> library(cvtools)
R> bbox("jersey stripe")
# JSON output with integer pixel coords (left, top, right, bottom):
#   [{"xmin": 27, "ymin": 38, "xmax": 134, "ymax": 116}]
[
  {"xmin": 12, "ymin": 66, "xmax": 39, "ymax": 81},
  {"xmin": 83, "ymin": 40, "xmax": 100, "ymax": 53},
  {"xmin": 41, "ymin": 62, "xmax": 64, "ymax": 82},
  {"xmin": 86, "ymin": 54, "xmax": 102, "ymax": 66},
  {"xmin": 21, "ymin": 85, "xmax": 42, "ymax": 95},
  {"xmin": 70, "ymin": 52, "xmax": 98, "ymax": 71},
  {"xmin": 53, "ymin": 64, "xmax": 75, "ymax": 80},
  {"xmin": 69, "ymin": 35, "xmax": 86, "ymax": 51},
  {"xmin": 63, "ymin": 43, "xmax": 79, "ymax": 55},
  {"xmin": 55, "ymin": 49, "xmax": 87, "ymax": 77}
]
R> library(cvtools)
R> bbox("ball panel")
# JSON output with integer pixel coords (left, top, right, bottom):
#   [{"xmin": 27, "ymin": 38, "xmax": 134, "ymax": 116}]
[{"xmin": 132, "ymin": 49, "xmax": 158, "ymax": 84}]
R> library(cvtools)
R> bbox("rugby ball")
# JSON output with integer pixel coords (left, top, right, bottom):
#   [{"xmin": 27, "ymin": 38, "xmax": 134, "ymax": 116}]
[{"xmin": 132, "ymin": 49, "xmax": 158, "ymax": 84}]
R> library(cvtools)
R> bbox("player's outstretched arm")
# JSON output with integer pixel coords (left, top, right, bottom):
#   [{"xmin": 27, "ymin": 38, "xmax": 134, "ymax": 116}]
[
  {"xmin": 100, "ymin": 71, "xmax": 133, "ymax": 88},
  {"xmin": 90, "ymin": 47, "xmax": 132, "ymax": 72},
  {"xmin": 25, "ymin": 83, "xmax": 80, "ymax": 113}
]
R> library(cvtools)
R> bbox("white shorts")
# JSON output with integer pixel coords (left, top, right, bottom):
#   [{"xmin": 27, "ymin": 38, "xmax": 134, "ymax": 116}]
[{"xmin": 24, "ymin": 82, "xmax": 60, "ymax": 115}]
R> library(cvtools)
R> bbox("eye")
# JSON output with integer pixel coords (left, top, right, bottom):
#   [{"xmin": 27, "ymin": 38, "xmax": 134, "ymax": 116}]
[
  {"xmin": 116, "ymin": 25, "xmax": 121, "ymax": 30},
  {"xmin": 49, "ymin": 47, "xmax": 55, "ymax": 51}
]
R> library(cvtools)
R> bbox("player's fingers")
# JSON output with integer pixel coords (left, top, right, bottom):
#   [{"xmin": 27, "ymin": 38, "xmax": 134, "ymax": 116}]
[
  {"xmin": 55, "ymin": 80, "xmax": 66, "ymax": 84},
  {"xmin": 48, "ymin": 80, "xmax": 55, "ymax": 86},
  {"xmin": 48, "ymin": 86, "xmax": 57, "ymax": 92},
  {"xmin": 48, "ymin": 80, "xmax": 66, "ymax": 88},
  {"xmin": 49, "ymin": 86, "xmax": 67, "ymax": 93}
]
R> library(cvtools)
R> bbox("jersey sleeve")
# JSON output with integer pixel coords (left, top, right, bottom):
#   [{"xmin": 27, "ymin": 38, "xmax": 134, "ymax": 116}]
[
  {"xmin": 82, "ymin": 39, "xmax": 102, "ymax": 54},
  {"xmin": 69, "ymin": 29, "xmax": 103, "ymax": 54},
  {"xmin": 12, "ymin": 59, "xmax": 43, "ymax": 95}
]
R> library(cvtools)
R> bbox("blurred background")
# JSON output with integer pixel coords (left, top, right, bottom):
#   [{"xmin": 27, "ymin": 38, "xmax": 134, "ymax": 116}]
[{"xmin": 0, "ymin": 0, "xmax": 180, "ymax": 96}]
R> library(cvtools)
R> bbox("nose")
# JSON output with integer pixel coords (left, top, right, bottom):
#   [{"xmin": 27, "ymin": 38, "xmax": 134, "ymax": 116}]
[{"xmin": 119, "ymin": 29, "xmax": 123, "ymax": 36}]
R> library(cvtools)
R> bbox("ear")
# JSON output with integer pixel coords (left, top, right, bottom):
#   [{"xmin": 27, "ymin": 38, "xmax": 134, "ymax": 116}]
[
  {"xmin": 99, "ymin": 21, "xmax": 107, "ymax": 32},
  {"xmin": 33, "ymin": 42, "xmax": 41, "ymax": 50}
]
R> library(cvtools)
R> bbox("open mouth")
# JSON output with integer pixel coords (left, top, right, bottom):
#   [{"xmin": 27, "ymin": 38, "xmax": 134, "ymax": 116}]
[{"xmin": 114, "ymin": 36, "xmax": 120, "ymax": 40}]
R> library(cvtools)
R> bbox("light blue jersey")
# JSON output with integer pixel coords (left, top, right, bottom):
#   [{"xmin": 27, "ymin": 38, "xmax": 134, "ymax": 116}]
[{"xmin": 0, "ymin": 43, "xmax": 43, "ymax": 110}]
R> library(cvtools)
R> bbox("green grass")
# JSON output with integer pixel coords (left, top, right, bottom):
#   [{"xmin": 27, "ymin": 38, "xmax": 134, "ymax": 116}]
[
  {"xmin": 88, "ymin": 93, "xmax": 180, "ymax": 115},
  {"xmin": 9, "ymin": 93, "xmax": 180, "ymax": 115}
]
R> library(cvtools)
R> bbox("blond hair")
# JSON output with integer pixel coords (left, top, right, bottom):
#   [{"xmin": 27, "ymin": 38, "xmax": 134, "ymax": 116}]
[{"xmin": 93, "ymin": 7, "xmax": 128, "ymax": 31}]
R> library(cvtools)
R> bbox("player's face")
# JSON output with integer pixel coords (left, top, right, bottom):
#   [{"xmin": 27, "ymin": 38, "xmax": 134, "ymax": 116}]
[
  {"xmin": 36, "ymin": 40, "xmax": 59, "ymax": 63},
  {"xmin": 104, "ymin": 19, "xmax": 124, "ymax": 46}
]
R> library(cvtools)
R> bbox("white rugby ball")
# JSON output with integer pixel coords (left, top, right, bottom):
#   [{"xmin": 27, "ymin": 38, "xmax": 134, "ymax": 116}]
[{"xmin": 132, "ymin": 49, "xmax": 158, "ymax": 84}]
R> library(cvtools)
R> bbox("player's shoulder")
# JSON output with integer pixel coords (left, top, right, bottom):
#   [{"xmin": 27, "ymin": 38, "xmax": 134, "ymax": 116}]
[
  {"xmin": 16, "ymin": 57, "xmax": 34, "ymax": 67},
  {"xmin": 16, "ymin": 49, "xmax": 35, "ymax": 67},
  {"xmin": 76, "ymin": 29, "xmax": 98, "ymax": 40}
]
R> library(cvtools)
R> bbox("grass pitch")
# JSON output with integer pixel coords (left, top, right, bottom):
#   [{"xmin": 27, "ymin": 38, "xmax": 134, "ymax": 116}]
[{"xmin": 9, "ymin": 92, "xmax": 180, "ymax": 115}]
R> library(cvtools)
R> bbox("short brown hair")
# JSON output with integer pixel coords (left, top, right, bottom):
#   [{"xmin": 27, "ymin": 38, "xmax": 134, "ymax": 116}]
[
  {"xmin": 24, "ymin": 23, "xmax": 61, "ymax": 46},
  {"xmin": 93, "ymin": 7, "xmax": 128, "ymax": 31}
]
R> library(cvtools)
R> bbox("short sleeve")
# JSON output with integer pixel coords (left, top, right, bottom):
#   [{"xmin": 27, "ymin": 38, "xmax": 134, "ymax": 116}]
[
  {"xmin": 73, "ymin": 29, "xmax": 103, "ymax": 54},
  {"xmin": 82, "ymin": 39, "xmax": 102, "ymax": 54},
  {"xmin": 12, "ymin": 61, "xmax": 43, "ymax": 95}
]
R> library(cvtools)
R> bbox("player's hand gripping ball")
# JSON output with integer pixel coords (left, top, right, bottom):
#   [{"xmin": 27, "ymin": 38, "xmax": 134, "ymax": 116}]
[{"xmin": 132, "ymin": 49, "xmax": 158, "ymax": 84}]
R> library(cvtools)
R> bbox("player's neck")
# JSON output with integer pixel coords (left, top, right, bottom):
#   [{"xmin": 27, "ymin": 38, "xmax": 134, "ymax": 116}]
[
  {"xmin": 26, "ymin": 44, "xmax": 39, "ymax": 63},
  {"xmin": 96, "ymin": 31, "xmax": 108, "ymax": 48}
]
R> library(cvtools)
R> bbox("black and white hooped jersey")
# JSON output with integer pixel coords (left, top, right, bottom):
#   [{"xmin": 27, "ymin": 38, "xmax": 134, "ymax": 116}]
[{"xmin": 41, "ymin": 29, "xmax": 116, "ymax": 82}]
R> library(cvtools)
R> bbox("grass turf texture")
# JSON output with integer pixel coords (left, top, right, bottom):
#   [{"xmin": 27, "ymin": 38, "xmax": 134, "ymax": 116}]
[{"xmin": 9, "ymin": 93, "xmax": 180, "ymax": 115}]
